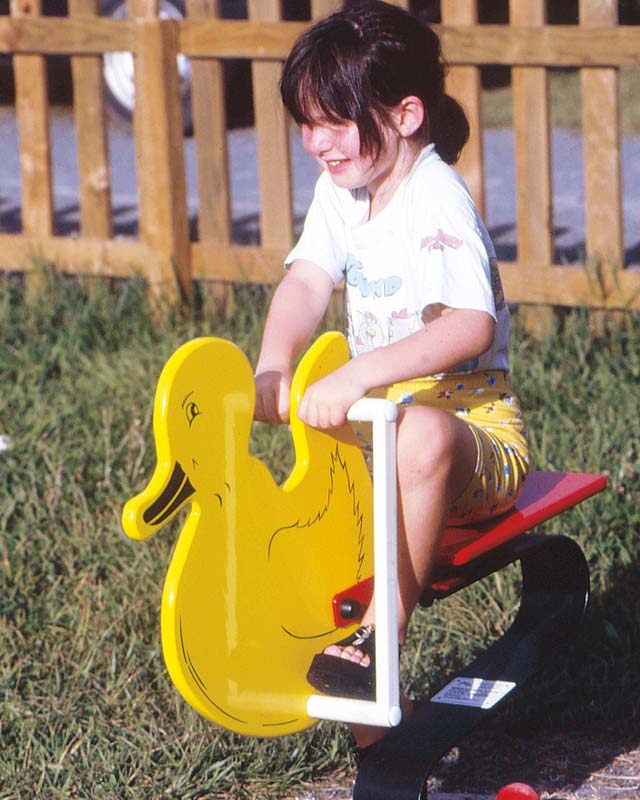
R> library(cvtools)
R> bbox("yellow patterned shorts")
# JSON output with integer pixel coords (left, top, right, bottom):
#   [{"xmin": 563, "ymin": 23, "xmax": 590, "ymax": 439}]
[{"xmin": 350, "ymin": 371, "xmax": 530, "ymax": 525}]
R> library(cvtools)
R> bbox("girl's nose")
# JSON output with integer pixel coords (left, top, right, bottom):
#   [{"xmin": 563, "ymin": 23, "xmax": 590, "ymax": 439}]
[{"xmin": 301, "ymin": 124, "xmax": 329, "ymax": 155}]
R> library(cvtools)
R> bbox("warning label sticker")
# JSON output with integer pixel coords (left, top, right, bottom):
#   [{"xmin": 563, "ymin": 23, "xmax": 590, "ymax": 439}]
[{"xmin": 430, "ymin": 677, "xmax": 516, "ymax": 710}]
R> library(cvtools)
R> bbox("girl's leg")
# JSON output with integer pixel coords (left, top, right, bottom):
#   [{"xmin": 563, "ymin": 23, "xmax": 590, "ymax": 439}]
[
  {"xmin": 324, "ymin": 406, "xmax": 479, "ymax": 747},
  {"xmin": 328, "ymin": 404, "xmax": 478, "ymax": 650}
]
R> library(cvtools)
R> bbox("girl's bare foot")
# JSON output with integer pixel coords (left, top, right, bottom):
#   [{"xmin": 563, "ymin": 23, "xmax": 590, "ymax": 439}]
[
  {"xmin": 323, "ymin": 640, "xmax": 371, "ymax": 667},
  {"xmin": 306, "ymin": 625, "xmax": 376, "ymax": 698}
]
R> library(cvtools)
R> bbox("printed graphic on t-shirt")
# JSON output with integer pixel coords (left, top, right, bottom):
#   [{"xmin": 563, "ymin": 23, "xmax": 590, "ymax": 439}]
[
  {"xmin": 387, "ymin": 308, "xmax": 419, "ymax": 341},
  {"xmin": 354, "ymin": 310, "xmax": 385, "ymax": 350},
  {"xmin": 420, "ymin": 228, "xmax": 464, "ymax": 252},
  {"xmin": 346, "ymin": 254, "xmax": 403, "ymax": 299}
]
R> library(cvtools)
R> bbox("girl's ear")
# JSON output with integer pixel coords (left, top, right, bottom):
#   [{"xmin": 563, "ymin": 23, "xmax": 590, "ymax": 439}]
[{"xmin": 396, "ymin": 96, "xmax": 425, "ymax": 138}]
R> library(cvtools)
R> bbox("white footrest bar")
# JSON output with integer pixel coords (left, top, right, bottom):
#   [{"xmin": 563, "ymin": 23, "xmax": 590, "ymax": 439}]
[{"xmin": 306, "ymin": 695, "xmax": 403, "ymax": 728}]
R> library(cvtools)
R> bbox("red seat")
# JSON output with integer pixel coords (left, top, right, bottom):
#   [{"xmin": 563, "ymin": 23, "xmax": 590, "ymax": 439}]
[
  {"xmin": 437, "ymin": 470, "xmax": 607, "ymax": 567},
  {"xmin": 333, "ymin": 470, "xmax": 606, "ymax": 625}
]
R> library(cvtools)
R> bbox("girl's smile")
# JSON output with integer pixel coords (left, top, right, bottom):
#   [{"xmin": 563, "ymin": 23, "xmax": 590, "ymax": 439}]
[{"xmin": 301, "ymin": 120, "xmax": 371, "ymax": 188}]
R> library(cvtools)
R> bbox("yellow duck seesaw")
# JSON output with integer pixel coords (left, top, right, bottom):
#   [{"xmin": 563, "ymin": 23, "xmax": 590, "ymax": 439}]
[{"xmin": 122, "ymin": 332, "xmax": 379, "ymax": 737}]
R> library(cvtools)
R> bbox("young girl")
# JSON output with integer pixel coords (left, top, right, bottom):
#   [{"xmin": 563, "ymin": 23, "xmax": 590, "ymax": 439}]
[{"xmin": 254, "ymin": 0, "xmax": 529, "ymax": 747}]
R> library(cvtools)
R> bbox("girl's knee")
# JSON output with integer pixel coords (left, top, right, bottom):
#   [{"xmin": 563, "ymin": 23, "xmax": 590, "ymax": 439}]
[{"xmin": 396, "ymin": 406, "xmax": 461, "ymax": 481}]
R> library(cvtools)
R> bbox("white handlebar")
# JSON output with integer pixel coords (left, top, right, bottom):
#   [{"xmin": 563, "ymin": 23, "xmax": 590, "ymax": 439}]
[{"xmin": 306, "ymin": 397, "xmax": 401, "ymax": 728}]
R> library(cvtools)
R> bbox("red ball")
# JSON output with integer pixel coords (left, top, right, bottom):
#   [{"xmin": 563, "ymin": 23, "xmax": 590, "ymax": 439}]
[{"xmin": 496, "ymin": 783, "xmax": 540, "ymax": 800}]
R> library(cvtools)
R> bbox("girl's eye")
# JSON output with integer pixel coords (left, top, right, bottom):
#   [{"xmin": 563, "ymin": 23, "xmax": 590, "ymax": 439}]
[
  {"xmin": 305, "ymin": 117, "xmax": 345, "ymax": 132},
  {"xmin": 185, "ymin": 401, "xmax": 201, "ymax": 427}
]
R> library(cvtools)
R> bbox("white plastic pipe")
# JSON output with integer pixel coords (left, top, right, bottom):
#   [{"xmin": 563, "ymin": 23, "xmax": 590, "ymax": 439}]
[{"xmin": 306, "ymin": 397, "xmax": 402, "ymax": 728}]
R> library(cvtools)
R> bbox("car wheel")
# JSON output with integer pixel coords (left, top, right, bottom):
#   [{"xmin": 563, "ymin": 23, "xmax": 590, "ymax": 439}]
[{"xmin": 100, "ymin": 0, "xmax": 192, "ymax": 134}]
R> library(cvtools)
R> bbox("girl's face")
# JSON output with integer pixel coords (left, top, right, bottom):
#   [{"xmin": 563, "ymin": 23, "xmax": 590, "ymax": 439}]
[{"xmin": 300, "ymin": 117, "xmax": 400, "ymax": 197}]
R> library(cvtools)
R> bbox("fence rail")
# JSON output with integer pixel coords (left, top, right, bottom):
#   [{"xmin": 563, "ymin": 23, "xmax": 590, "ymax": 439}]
[
  {"xmin": 3, "ymin": 18, "xmax": 640, "ymax": 64},
  {"xmin": 0, "ymin": 0, "xmax": 639, "ymax": 311}
]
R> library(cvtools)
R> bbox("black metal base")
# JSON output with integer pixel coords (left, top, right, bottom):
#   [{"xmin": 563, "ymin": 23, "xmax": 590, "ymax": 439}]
[{"xmin": 353, "ymin": 534, "xmax": 590, "ymax": 800}]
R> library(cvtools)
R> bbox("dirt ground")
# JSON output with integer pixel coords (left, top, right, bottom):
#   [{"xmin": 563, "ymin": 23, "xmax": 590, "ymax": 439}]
[
  {"xmin": 429, "ymin": 728, "xmax": 640, "ymax": 799},
  {"xmin": 287, "ymin": 729, "xmax": 640, "ymax": 800}
]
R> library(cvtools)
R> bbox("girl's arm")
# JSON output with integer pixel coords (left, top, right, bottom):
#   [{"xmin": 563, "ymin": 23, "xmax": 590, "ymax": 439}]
[
  {"xmin": 254, "ymin": 260, "xmax": 335, "ymax": 424},
  {"xmin": 297, "ymin": 306, "xmax": 495, "ymax": 429}
]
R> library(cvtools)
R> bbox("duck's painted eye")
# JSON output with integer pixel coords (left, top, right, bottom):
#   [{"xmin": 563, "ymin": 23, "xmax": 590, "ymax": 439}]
[{"xmin": 185, "ymin": 401, "xmax": 201, "ymax": 427}]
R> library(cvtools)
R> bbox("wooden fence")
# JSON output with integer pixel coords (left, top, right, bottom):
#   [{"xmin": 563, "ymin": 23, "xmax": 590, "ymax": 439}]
[{"xmin": 0, "ymin": 0, "xmax": 639, "ymax": 312}]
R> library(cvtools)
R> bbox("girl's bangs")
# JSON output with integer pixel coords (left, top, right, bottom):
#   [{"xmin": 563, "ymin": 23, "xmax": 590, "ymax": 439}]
[{"xmin": 284, "ymin": 54, "xmax": 362, "ymax": 128}]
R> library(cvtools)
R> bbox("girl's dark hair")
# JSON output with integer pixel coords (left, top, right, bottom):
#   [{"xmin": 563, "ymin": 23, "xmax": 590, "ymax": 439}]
[{"xmin": 279, "ymin": 0, "xmax": 469, "ymax": 165}]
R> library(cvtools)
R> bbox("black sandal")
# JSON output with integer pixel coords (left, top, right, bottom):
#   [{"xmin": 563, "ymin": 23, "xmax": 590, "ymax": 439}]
[{"xmin": 306, "ymin": 625, "xmax": 375, "ymax": 700}]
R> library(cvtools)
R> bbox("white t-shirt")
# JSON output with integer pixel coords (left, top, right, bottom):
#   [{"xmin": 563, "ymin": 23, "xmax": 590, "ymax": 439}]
[{"xmin": 286, "ymin": 144, "xmax": 510, "ymax": 373}]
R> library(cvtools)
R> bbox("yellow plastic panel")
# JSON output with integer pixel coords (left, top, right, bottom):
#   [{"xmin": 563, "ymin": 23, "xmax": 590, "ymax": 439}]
[{"xmin": 122, "ymin": 332, "xmax": 373, "ymax": 737}]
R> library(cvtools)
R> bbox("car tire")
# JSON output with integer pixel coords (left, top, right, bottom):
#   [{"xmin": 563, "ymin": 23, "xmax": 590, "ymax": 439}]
[{"xmin": 100, "ymin": 0, "xmax": 193, "ymax": 134}]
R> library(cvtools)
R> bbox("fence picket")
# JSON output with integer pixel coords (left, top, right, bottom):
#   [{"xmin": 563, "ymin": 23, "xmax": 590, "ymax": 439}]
[
  {"xmin": 188, "ymin": 0, "xmax": 230, "ymax": 245},
  {"xmin": 310, "ymin": 0, "xmax": 339, "ymax": 17},
  {"xmin": 440, "ymin": 0, "xmax": 485, "ymax": 219},
  {"xmin": 69, "ymin": 0, "xmax": 113, "ymax": 240},
  {"xmin": 10, "ymin": 0, "xmax": 54, "ymax": 247},
  {"xmin": 187, "ymin": 0, "xmax": 234, "ymax": 315},
  {"xmin": 132, "ymin": 0, "xmax": 191, "ymax": 301},
  {"xmin": 510, "ymin": 0, "xmax": 554, "ymax": 334},
  {"xmin": 248, "ymin": 0, "xmax": 293, "ymax": 250},
  {"xmin": 511, "ymin": 1, "xmax": 552, "ymax": 267},
  {"xmin": 580, "ymin": 0, "xmax": 623, "ymax": 286}
]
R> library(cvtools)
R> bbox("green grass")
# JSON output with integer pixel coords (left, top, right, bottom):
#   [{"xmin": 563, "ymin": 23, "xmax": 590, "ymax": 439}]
[
  {"xmin": 1, "ymin": 271, "xmax": 639, "ymax": 798},
  {"xmin": 483, "ymin": 67, "xmax": 640, "ymax": 133}
]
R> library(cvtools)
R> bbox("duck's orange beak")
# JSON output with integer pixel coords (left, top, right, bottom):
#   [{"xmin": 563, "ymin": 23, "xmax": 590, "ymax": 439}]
[
  {"xmin": 122, "ymin": 460, "xmax": 196, "ymax": 540},
  {"xmin": 143, "ymin": 462, "xmax": 195, "ymax": 526}
]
